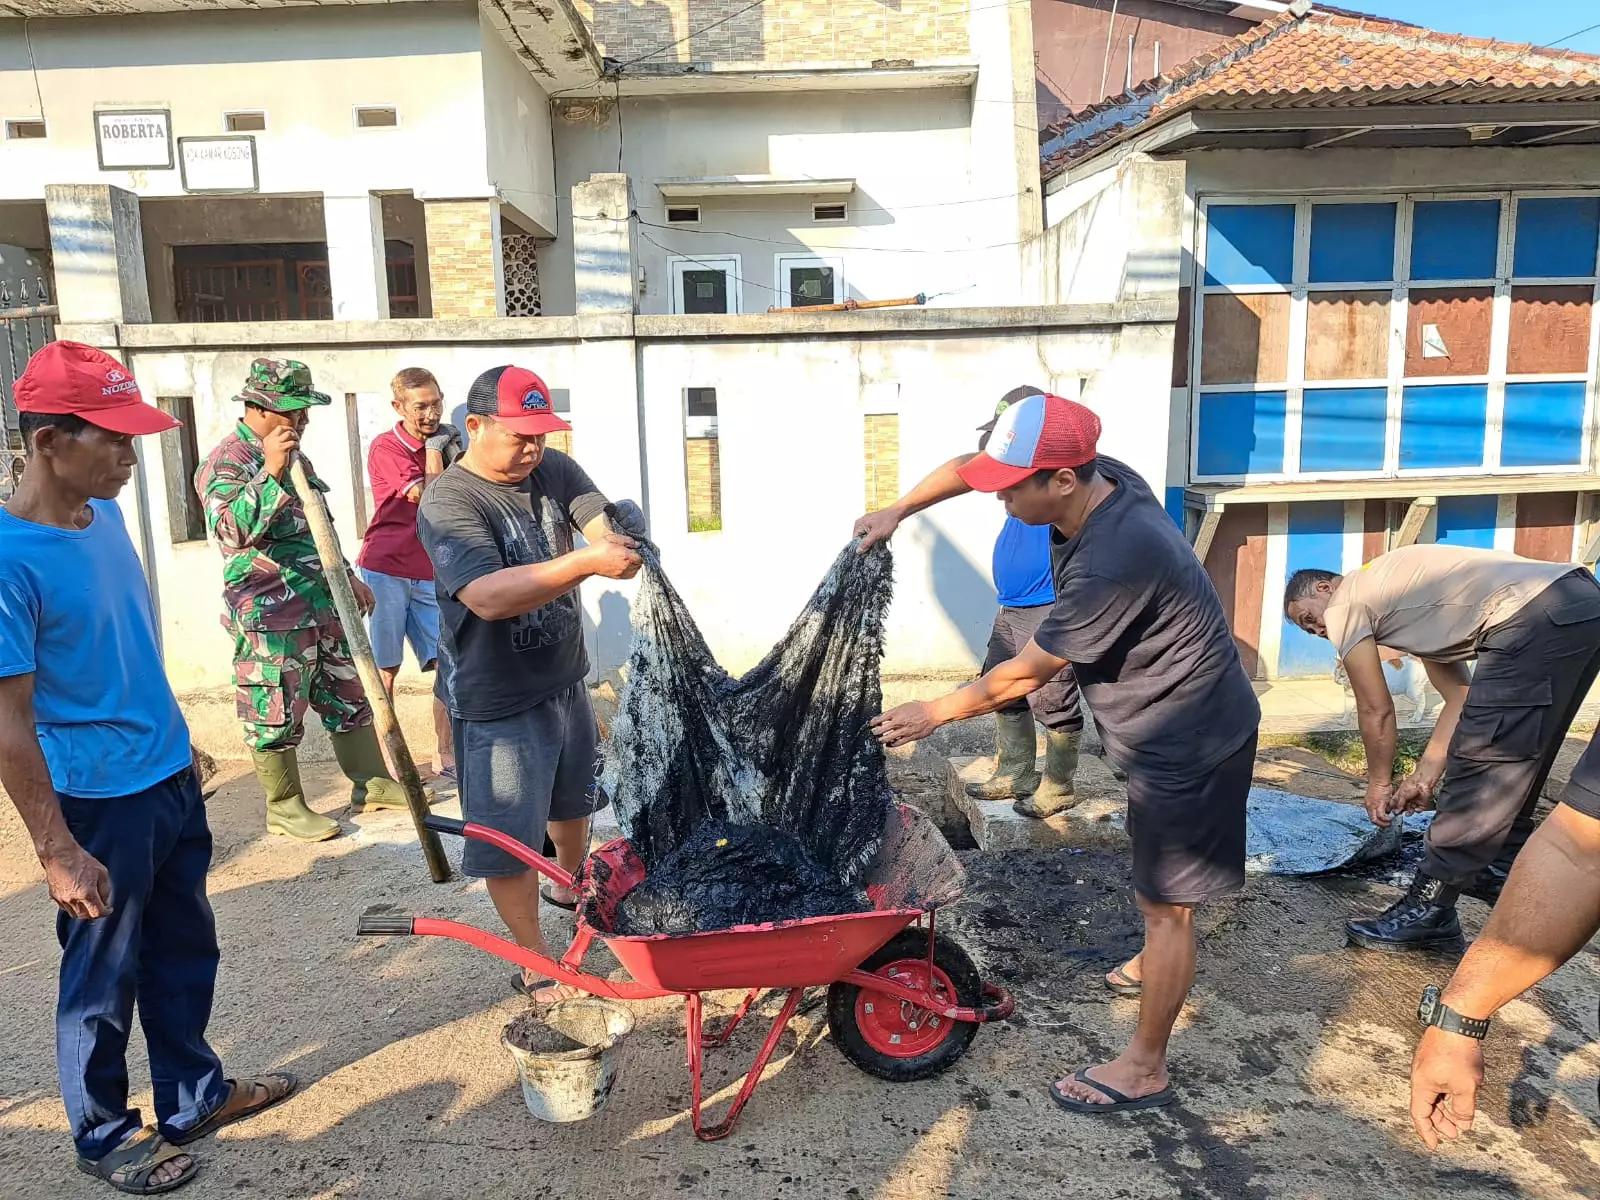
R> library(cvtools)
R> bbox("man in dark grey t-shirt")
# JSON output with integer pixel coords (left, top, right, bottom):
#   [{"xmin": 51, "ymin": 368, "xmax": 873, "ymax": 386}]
[
  {"xmin": 873, "ymin": 392, "xmax": 1259, "ymax": 1117},
  {"xmin": 417, "ymin": 365, "xmax": 641, "ymax": 1003}
]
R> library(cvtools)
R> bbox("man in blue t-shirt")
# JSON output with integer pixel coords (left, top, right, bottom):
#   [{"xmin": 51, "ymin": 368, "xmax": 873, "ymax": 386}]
[
  {"xmin": 0, "ymin": 343, "xmax": 292, "ymax": 1193},
  {"xmin": 853, "ymin": 386, "xmax": 1085, "ymax": 816}
]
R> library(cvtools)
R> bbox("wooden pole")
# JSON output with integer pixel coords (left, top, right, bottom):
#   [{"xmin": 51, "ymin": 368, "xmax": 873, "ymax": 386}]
[{"xmin": 289, "ymin": 457, "xmax": 451, "ymax": 883}]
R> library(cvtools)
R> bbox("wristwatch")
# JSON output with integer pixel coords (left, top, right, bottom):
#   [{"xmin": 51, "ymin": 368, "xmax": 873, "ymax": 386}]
[{"xmin": 1418, "ymin": 985, "xmax": 1491, "ymax": 1039}]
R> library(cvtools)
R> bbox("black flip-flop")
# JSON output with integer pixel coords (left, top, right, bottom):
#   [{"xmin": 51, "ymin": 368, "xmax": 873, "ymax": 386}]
[
  {"xmin": 540, "ymin": 886, "xmax": 578, "ymax": 911},
  {"xmin": 1105, "ymin": 966, "xmax": 1142, "ymax": 997},
  {"xmin": 1049, "ymin": 1069, "xmax": 1175, "ymax": 1114}
]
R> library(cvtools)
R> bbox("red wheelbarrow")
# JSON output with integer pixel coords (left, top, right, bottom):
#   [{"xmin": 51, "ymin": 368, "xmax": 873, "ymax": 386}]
[{"xmin": 356, "ymin": 803, "xmax": 1013, "ymax": 1141}]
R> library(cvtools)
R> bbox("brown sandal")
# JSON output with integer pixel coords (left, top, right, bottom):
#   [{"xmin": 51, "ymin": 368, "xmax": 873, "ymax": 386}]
[
  {"xmin": 77, "ymin": 1128, "xmax": 199, "ymax": 1195},
  {"xmin": 167, "ymin": 1073, "xmax": 298, "ymax": 1146}
]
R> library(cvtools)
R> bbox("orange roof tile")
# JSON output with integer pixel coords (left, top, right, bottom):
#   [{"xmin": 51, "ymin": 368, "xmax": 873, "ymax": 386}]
[{"xmin": 1041, "ymin": 7, "xmax": 1600, "ymax": 177}]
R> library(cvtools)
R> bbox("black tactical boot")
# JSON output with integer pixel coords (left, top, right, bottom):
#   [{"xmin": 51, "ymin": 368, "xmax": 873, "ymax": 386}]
[
  {"xmin": 1346, "ymin": 871, "xmax": 1464, "ymax": 953},
  {"xmin": 1461, "ymin": 863, "xmax": 1509, "ymax": 906}
]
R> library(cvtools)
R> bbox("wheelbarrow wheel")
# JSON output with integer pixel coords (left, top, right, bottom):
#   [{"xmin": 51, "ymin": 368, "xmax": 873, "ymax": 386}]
[{"xmin": 827, "ymin": 929, "xmax": 981, "ymax": 1082}]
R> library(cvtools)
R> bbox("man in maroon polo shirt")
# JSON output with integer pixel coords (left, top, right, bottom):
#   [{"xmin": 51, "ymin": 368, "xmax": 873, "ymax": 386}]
[{"xmin": 356, "ymin": 367, "xmax": 459, "ymax": 779}]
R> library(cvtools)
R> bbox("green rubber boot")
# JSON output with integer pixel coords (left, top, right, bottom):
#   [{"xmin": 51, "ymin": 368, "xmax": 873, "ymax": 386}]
[
  {"xmin": 330, "ymin": 726, "xmax": 415, "ymax": 811},
  {"xmin": 1015, "ymin": 730, "xmax": 1081, "ymax": 818},
  {"xmin": 252, "ymin": 748, "xmax": 341, "ymax": 842},
  {"xmin": 964, "ymin": 710, "xmax": 1041, "ymax": 801}
]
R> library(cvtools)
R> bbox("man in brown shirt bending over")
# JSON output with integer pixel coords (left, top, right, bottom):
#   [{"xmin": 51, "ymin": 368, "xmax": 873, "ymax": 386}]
[{"xmin": 1284, "ymin": 544, "xmax": 1600, "ymax": 952}]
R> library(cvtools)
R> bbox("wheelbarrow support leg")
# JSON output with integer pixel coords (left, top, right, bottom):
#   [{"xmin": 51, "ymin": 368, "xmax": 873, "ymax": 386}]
[
  {"xmin": 686, "ymin": 988, "xmax": 805, "ymax": 1142},
  {"xmin": 701, "ymin": 988, "xmax": 762, "ymax": 1049}
]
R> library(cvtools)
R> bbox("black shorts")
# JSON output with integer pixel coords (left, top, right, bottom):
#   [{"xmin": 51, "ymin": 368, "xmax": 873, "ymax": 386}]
[
  {"xmin": 1124, "ymin": 731, "xmax": 1256, "ymax": 905},
  {"xmin": 1559, "ymin": 733, "xmax": 1600, "ymax": 821}
]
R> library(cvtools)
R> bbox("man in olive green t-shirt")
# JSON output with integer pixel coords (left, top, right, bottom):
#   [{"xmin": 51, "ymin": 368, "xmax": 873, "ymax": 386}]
[{"xmin": 1284, "ymin": 544, "xmax": 1600, "ymax": 952}]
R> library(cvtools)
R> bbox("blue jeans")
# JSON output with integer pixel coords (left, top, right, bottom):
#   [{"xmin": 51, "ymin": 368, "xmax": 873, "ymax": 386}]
[
  {"xmin": 357, "ymin": 567, "xmax": 439, "ymax": 672},
  {"xmin": 56, "ymin": 767, "xmax": 228, "ymax": 1160}
]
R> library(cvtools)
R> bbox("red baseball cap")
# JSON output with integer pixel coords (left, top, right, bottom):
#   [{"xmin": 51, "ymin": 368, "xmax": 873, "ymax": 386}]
[
  {"xmin": 13, "ymin": 341, "xmax": 179, "ymax": 436},
  {"xmin": 464, "ymin": 365, "xmax": 572, "ymax": 437},
  {"xmin": 957, "ymin": 392, "xmax": 1101, "ymax": 492}
]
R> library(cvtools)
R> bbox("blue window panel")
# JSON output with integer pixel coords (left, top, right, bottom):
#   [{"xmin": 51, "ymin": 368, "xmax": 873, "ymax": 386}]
[
  {"xmin": 1164, "ymin": 486, "xmax": 1187, "ymax": 529},
  {"xmin": 1433, "ymin": 495, "xmax": 1498, "ymax": 551},
  {"xmin": 1502, "ymin": 380, "xmax": 1587, "ymax": 468},
  {"xmin": 1196, "ymin": 391, "xmax": 1287, "ymax": 476},
  {"xmin": 1300, "ymin": 387, "xmax": 1389, "ymax": 472},
  {"xmin": 1399, "ymin": 384, "xmax": 1488, "ymax": 469},
  {"xmin": 1204, "ymin": 204, "xmax": 1295, "ymax": 287},
  {"xmin": 1410, "ymin": 200, "xmax": 1501, "ymax": 281},
  {"xmin": 1513, "ymin": 197, "xmax": 1600, "ymax": 279},
  {"xmin": 1309, "ymin": 203, "xmax": 1396, "ymax": 283},
  {"xmin": 1279, "ymin": 501, "xmax": 1345, "ymax": 678}
]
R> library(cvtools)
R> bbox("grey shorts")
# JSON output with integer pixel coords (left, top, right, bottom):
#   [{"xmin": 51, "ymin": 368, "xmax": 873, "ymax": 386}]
[{"xmin": 452, "ymin": 682, "xmax": 607, "ymax": 878}]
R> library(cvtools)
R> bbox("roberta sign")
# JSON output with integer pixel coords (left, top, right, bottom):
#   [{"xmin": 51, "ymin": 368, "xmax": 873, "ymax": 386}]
[{"xmin": 94, "ymin": 109, "xmax": 174, "ymax": 171}]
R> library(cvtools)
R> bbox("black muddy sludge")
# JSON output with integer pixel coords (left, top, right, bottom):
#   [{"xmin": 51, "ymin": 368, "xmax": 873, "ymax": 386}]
[{"xmin": 598, "ymin": 537, "xmax": 895, "ymax": 936}]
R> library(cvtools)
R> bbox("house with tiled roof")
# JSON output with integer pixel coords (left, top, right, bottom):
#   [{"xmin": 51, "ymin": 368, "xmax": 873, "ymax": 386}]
[{"xmin": 1032, "ymin": 0, "xmax": 1600, "ymax": 681}]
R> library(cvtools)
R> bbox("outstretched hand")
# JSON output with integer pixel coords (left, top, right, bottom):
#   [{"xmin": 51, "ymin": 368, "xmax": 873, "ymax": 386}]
[
  {"xmin": 853, "ymin": 509, "xmax": 900, "ymax": 553},
  {"xmin": 871, "ymin": 701, "xmax": 941, "ymax": 748}
]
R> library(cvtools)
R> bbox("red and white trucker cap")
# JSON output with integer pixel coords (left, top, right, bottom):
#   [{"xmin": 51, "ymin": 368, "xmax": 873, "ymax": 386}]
[
  {"xmin": 13, "ymin": 341, "xmax": 180, "ymax": 436},
  {"xmin": 956, "ymin": 392, "xmax": 1101, "ymax": 493},
  {"xmin": 464, "ymin": 365, "xmax": 572, "ymax": 437}
]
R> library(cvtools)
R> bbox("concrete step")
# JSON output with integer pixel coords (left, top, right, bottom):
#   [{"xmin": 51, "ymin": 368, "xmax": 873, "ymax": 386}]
[{"xmin": 948, "ymin": 755, "xmax": 1128, "ymax": 852}]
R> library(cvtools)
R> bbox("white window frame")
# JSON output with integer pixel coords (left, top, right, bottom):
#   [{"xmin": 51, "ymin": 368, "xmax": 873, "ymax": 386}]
[
  {"xmin": 352, "ymin": 105, "xmax": 400, "ymax": 130},
  {"xmin": 669, "ymin": 255, "xmax": 742, "ymax": 315},
  {"xmin": 223, "ymin": 110, "xmax": 267, "ymax": 133},
  {"xmin": 1189, "ymin": 188, "xmax": 1600, "ymax": 486},
  {"xmin": 774, "ymin": 253, "xmax": 846, "ymax": 307},
  {"xmin": 3, "ymin": 116, "xmax": 48, "ymax": 140}
]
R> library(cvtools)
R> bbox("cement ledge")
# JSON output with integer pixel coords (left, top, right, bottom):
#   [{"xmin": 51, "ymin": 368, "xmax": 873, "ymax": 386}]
[
  {"xmin": 59, "ymin": 300, "xmax": 1176, "ymax": 354},
  {"xmin": 633, "ymin": 299, "xmax": 1178, "ymax": 338}
]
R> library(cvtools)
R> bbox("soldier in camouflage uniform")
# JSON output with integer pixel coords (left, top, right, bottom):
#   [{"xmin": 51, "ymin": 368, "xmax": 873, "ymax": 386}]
[{"xmin": 195, "ymin": 359, "xmax": 410, "ymax": 841}]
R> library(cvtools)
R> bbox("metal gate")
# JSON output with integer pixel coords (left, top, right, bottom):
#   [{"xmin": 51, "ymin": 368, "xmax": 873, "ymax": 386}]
[{"xmin": 1, "ymin": 302, "xmax": 56, "ymax": 503}]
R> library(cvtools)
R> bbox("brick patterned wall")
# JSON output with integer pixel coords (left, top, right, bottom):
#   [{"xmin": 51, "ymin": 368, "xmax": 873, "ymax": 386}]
[
  {"xmin": 424, "ymin": 201, "xmax": 499, "ymax": 319},
  {"xmin": 546, "ymin": 430, "xmax": 573, "ymax": 457},
  {"xmin": 863, "ymin": 413, "xmax": 899, "ymax": 511},
  {"xmin": 576, "ymin": 0, "xmax": 968, "ymax": 66},
  {"xmin": 685, "ymin": 436, "xmax": 722, "ymax": 530}
]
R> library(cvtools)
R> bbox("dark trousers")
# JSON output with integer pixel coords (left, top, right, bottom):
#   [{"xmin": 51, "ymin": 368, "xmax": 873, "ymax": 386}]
[
  {"xmin": 1425, "ymin": 571, "xmax": 1600, "ymax": 884},
  {"xmin": 55, "ymin": 768, "xmax": 228, "ymax": 1160},
  {"xmin": 982, "ymin": 604, "xmax": 1083, "ymax": 732}
]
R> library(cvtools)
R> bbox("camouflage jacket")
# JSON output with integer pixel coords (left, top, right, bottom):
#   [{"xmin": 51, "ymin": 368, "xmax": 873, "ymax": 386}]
[{"xmin": 194, "ymin": 422, "xmax": 337, "ymax": 632}]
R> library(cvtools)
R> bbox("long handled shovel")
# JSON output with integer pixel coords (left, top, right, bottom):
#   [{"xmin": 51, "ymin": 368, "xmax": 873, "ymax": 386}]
[{"xmin": 290, "ymin": 457, "xmax": 450, "ymax": 883}]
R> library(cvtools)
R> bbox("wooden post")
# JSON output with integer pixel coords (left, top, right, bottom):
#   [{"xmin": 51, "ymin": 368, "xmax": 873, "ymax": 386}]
[
  {"xmin": 289, "ymin": 457, "xmax": 451, "ymax": 883},
  {"xmin": 1394, "ymin": 496, "xmax": 1437, "ymax": 549}
]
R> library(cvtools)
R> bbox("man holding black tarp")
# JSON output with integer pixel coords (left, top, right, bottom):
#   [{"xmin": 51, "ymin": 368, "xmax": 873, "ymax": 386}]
[{"xmin": 871, "ymin": 391, "xmax": 1259, "ymax": 1115}]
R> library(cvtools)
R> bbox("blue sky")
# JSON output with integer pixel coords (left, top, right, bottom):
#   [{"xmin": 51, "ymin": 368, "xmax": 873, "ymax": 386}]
[{"xmin": 1353, "ymin": 1, "xmax": 1600, "ymax": 55}]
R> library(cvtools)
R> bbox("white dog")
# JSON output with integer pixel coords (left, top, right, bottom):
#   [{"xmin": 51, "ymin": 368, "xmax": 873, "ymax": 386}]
[{"xmin": 1334, "ymin": 652, "xmax": 1437, "ymax": 723}]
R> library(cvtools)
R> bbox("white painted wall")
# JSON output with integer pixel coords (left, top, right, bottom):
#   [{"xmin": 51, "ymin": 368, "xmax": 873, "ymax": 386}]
[
  {"xmin": 0, "ymin": 5, "xmax": 491, "ymax": 203},
  {"xmin": 106, "ymin": 315, "xmax": 1174, "ymax": 691},
  {"xmin": 478, "ymin": 9, "xmax": 557, "ymax": 237},
  {"xmin": 543, "ymin": 88, "xmax": 1010, "ymax": 316}
]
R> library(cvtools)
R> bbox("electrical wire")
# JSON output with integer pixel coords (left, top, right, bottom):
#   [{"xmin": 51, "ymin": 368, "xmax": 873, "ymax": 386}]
[
  {"xmin": 634, "ymin": 214, "xmax": 1030, "ymax": 255},
  {"xmin": 23, "ymin": 19, "xmax": 46, "ymax": 121},
  {"xmin": 1549, "ymin": 20, "xmax": 1600, "ymax": 50}
]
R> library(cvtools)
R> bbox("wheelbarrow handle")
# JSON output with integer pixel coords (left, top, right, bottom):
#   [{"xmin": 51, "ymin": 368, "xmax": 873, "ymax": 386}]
[
  {"xmin": 357, "ymin": 911, "xmax": 416, "ymax": 937},
  {"xmin": 420, "ymin": 815, "xmax": 576, "ymax": 890}
]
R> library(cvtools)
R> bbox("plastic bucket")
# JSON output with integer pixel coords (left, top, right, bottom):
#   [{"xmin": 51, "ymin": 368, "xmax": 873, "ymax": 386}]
[{"xmin": 501, "ymin": 999, "xmax": 635, "ymax": 1123}]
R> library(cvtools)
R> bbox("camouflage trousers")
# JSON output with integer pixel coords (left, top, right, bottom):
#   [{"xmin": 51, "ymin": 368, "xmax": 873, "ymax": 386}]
[{"xmin": 232, "ymin": 622, "xmax": 373, "ymax": 753}]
